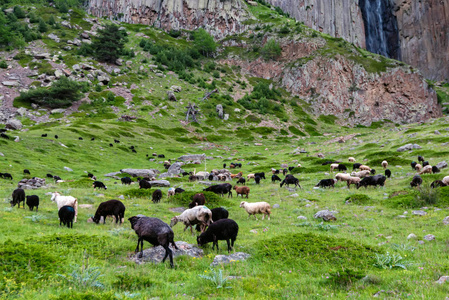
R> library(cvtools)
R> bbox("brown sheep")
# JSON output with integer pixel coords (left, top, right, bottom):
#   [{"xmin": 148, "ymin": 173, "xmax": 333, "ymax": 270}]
[
  {"xmin": 346, "ymin": 177, "xmax": 361, "ymax": 189},
  {"xmin": 419, "ymin": 165, "xmax": 432, "ymax": 175},
  {"xmin": 359, "ymin": 165, "xmax": 371, "ymax": 171},
  {"xmin": 233, "ymin": 186, "xmax": 250, "ymax": 198}
]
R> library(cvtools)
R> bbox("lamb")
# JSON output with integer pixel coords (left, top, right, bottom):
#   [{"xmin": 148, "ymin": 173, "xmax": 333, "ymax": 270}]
[
  {"xmin": 26, "ymin": 195, "xmax": 39, "ymax": 211},
  {"xmin": 385, "ymin": 169, "xmax": 391, "ymax": 178},
  {"xmin": 197, "ymin": 219, "xmax": 239, "ymax": 253},
  {"xmin": 223, "ymin": 163, "xmax": 226, "ymax": 169},
  {"xmin": 289, "ymin": 166, "xmax": 295, "ymax": 171},
  {"xmin": 10, "ymin": 188, "xmax": 25, "ymax": 208},
  {"xmin": 93, "ymin": 181, "xmax": 107, "ymax": 190},
  {"xmin": 46, "ymin": 173, "xmax": 53, "ymax": 178},
  {"xmin": 431, "ymin": 180, "xmax": 447, "ymax": 188},
  {"xmin": 188, "ymin": 193, "xmax": 206, "ymax": 208},
  {"xmin": 280, "ymin": 174, "xmax": 301, "ymax": 188},
  {"xmin": 53, "ymin": 175, "xmax": 62, "ymax": 181},
  {"xmin": 254, "ymin": 175, "xmax": 261, "ymax": 185},
  {"xmin": 59, "ymin": 206, "xmax": 75, "ymax": 228},
  {"xmin": 419, "ymin": 165, "xmax": 433, "ymax": 175},
  {"xmin": 121, "ymin": 177, "xmax": 132, "ymax": 185},
  {"xmin": 41, "ymin": 134, "xmax": 47, "ymax": 137},
  {"xmin": 167, "ymin": 187, "xmax": 175, "ymax": 197},
  {"xmin": 90, "ymin": 199, "xmax": 126, "ymax": 224},
  {"xmin": 330, "ymin": 163, "xmax": 339, "ymax": 172},
  {"xmin": 51, "ymin": 192, "xmax": 78, "ymax": 222},
  {"xmin": 230, "ymin": 171, "xmax": 243, "ymax": 179},
  {"xmin": 346, "ymin": 177, "xmax": 361, "ymax": 189},
  {"xmin": 410, "ymin": 175, "xmax": 423, "ymax": 188},
  {"xmin": 170, "ymin": 205, "xmax": 213, "ymax": 234},
  {"xmin": 348, "ymin": 157, "xmax": 356, "ymax": 162},
  {"xmin": 158, "ymin": 154, "xmax": 165, "ymax": 158},
  {"xmin": 381, "ymin": 160, "xmax": 388, "ymax": 169},
  {"xmin": 233, "ymin": 186, "xmax": 250, "ymax": 198},
  {"xmin": 415, "ymin": 164, "xmax": 422, "ymax": 171},
  {"xmin": 128, "ymin": 216, "xmax": 178, "ymax": 268},
  {"xmin": 271, "ymin": 174, "xmax": 282, "ymax": 183},
  {"xmin": 240, "ymin": 201, "xmax": 271, "ymax": 220},
  {"xmin": 350, "ymin": 170, "xmax": 371, "ymax": 178},
  {"xmin": 23, "ymin": 169, "xmax": 30, "ymax": 175},
  {"xmin": 236, "ymin": 177, "xmax": 246, "ymax": 185},
  {"xmin": 315, "ymin": 179, "xmax": 337, "ymax": 188},
  {"xmin": 152, "ymin": 189, "xmax": 162, "ymax": 203}
]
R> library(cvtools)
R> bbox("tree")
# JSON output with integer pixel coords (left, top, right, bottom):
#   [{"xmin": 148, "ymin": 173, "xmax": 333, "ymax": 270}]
[
  {"xmin": 92, "ymin": 24, "xmax": 128, "ymax": 64},
  {"xmin": 260, "ymin": 39, "xmax": 282, "ymax": 60},
  {"xmin": 192, "ymin": 28, "xmax": 216, "ymax": 57},
  {"xmin": 38, "ymin": 18, "xmax": 48, "ymax": 33}
]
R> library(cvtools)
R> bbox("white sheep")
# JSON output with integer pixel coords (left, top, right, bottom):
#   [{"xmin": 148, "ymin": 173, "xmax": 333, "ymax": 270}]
[
  {"xmin": 442, "ymin": 176, "xmax": 449, "ymax": 186},
  {"xmin": 419, "ymin": 165, "xmax": 432, "ymax": 175},
  {"xmin": 381, "ymin": 160, "xmax": 388, "ymax": 169},
  {"xmin": 297, "ymin": 163, "xmax": 302, "ymax": 168},
  {"xmin": 335, "ymin": 173, "xmax": 351, "ymax": 182},
  {"xmin": 415, "ymin": 164, "xmax": 423, "ymax": 172},
  {"xmin": 348, "ymin": 157, "xmax": 356, "ymax": 162},
  {"xmin": 167, "ymin": 188, "xmax": 175, "ymax": 197},
  {"xmin": 247, "ymin": 174, "xmax": 255, "ymax": 180},
  {"xmin": 346, "ymin": 177, "xmax": 361, "ymax": 188},
  {"xmin": 51, "ymin": 192, "xmax": 78, "ymax": 223},
  {"xmin": 330, "ymin": 163, "xmax": 339, "ymax": 172},
  {"xmin": 194, "ymin": 171, "xmax": 210, "ymax": 180},
  {"xmin": 239, "ymin": 201, "xmax": 271, "ymax": 220},
  {"xmin": 170, "ymin": 205, "xmax": 212, "ymax": 234},
  {"xmin": 359, "ymin": 165, "xmax": 371, "ymax": 171},
  {"xmin": 350, "ymin": 170, "xmax": 371, "ymax": 178}
]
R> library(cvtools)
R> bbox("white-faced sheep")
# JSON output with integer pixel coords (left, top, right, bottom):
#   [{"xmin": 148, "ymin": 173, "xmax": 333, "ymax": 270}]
[
  {"xmin": 330, "ymin": 163, "xmax": 339, "ymax": 172},
  {"xmin": 197, "ymin": 219, "xmax": 239, "ymax": 253},
  {"xmin": 348, "ymin": 157, "xmax": 356, "ymax": 162},
  {"xmin": 128, "ymin": 216, "xmax": 178, "ymax": 268},
  {"xmin": 167, "ymin": 188, "xmax": 175, "ymax": 197},
  {"xmin": 297, "ymin": 163, "xmax": 302, "ymax": 168},
  {"xmin": 240, "ymin": 201, "xmax": 271, "ymax": 220},
  {"xmin": 51, "ymin": 192, "xmax": 78, "ymax": 223},
  {"xmin": 350, "ymin": 170, "xmax": 371, "ymax": 178},
  {"xmin": 170, "ymin": 205, "xmax": 213, "ymax": 234},
  {"xmin": 381, "ymin": 160, "xmax": 388, "ymax": 169},
  {"xmin": 194, "ymin": 171, "xmax": 210, "ymax": 180},
  {"xmin": 415, "ymin": 164, "xmax": 423, "ymax": 172},
  {"xmin": 335, "ymin": 173, "xmax": 351, "ymax": 182}
]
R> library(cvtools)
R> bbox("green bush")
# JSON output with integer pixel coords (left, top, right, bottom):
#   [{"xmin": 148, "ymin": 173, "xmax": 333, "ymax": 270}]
[
  {"xmin": 38, "ymin": 18, "xmax": 48, "ymax": 33},
  {"xmin": 168, "ymin": 191, "xmax": 231, "ymax": 207},
  {"xmin": 345, "ymin": 194, "xmax": 371, "ymax": 205},
  {"xmin": 13, "ymin": 6, "xmax": 26, "ymax": 19},
  {"xmin": 92, "ymin": 24, "xmax": 128, "ymax": 64},
  {"xmin": 326, "ymin": 269, "xmax": 365, "ymax": 289},
  {"xmin": 192, "ymin": 28, "xmax": 216, "ymax": 57},
  {"xmin": 260, "ymin": 39, "xmax": 281, "ymax": 60},
  {"xmin": 0, "ymin": 61, "xmax": 7, "ymax": 69},
  {"xmin": 124, "ymin": 188, "xmax": 156, "ymax": 198}
]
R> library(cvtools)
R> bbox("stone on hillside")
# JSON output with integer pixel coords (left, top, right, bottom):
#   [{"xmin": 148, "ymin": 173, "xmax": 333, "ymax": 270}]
[
  {"xmin": 178, "ymin": 154, "xmax": 206, "ymax": 162},
  {"xmin": 16, "ymin": 107, "xmax": 27, "ymax": 117},
  {"xmin": 171, "ymin": 85, "xmax": 182, "ymax": 92},
  {"xmin": 412, "ymin": 210, "xmax": 427, "ymax": 216},
  {"xmin": 48, "ymin": 33, "xmax": 60, "ymax": 43},
  {"xmin": 97, "ymin": 75, "xmax": 110, "ymax": 84},
  {"xmin": 314, "ymin": 210, "xmax": 337, "ymax": 221},
  {"xmin": 104, "ymin": 172, "xmax": 121, "ymax": 177},
  {"xmin": 297, "ymin": 216, "xmax": 307, "ymax": 220},
  {"xmin": 51, "ymin": 108, "xmax": 66, "ymax": 114},
  {"xmin": 161, "ymin": 162, "xmax": 184, "ymax": 177},
  {"xmin": 443, "ymin": 216, "xmax": 449, "ymax": 225},
  {"xmin": 116, "ymin": 58, "xmax": 123, "ymax": 66},
  {"xmin": 407, "ymin": 233, "xmax": 417, "ymax": 239},
  {"xmin": 317, "ymin": 153, "xmax": 325, "ymax": 158},
  {"xmin": 436, "ymin": 276, "xmax": 449, "ymax": 284},
  {"xmin": 216, "ymin": 104, "xmax": 223, "ymax": 119},
  {"xmin": 118, "ymin": 195, "xmax": 124, "ymax": 200},
  {"xmin": 64, "ymin": 166, "xmax": 73, "ymax": 172},
  {"xmin": 17, "ymin": 177, "xmax": 46, "ymax": 189},
  {"xmin": 54, "ymin": 69, "xmax": 63, "ymax": 78},
  {"xmin": 397, "ymin": 143, "xmax": 421, "ymax": 152},
  {"xmin": 273, "ymin": 204, "xmax": 280, "ymax": 209},
  {"xmin": 0, "ymin": 152, "xmax": 4, "ymax": 157},
  {"xmin": 120, "ymin": 169, "xmax": 159, "ymax": 177},
  {"xmin": 224, "ymin": 114, "xmax": 229, "ymax": 120},
  {"xmin": 424, "ymin": 234, "xmax": 435, "ymax": 241},
  {"xmin": 34, "ymin": 53, "xmax": 51, "ymax": 59},
  {"xmin": 167, "ymin": 90, "xmax": 177, "ymax": 101},
  {"xmin": 234, "ymin": 108, "xmax": 241, "ymax": 112},
  {"xmin": 435, "ymin": 130, "xmax": 441, "ymax": 135},
  {"xmin": 148, "ymin": 180, "xmax": 170, "ymax": 187},
  {"xmin": 437, "ymin": 161, "xmax": 448, "ymax": 169},
  {"xmin": 6, "ymin": 119, "xmax": 22, "ymax": 130},
  {"xmin": 61, "ymin": 20, "xmax": 71, "ymax": 28},
  {"xmin": 130, "ymin": 241, "xmax": 203, "ymax": 265},
  {"xmin": 2, "ymin": 81, "xmax": 20, "ymax": 87},
  {"xmin": 210, "ymin": 252, "xmax": 251, "ymax": 266},
  {"xmin": 199, "ymin": 181, "xmax": 212, "ymax": 186}
]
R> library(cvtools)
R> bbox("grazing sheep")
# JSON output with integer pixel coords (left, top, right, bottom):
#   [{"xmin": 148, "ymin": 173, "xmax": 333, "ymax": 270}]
[
  {"xmin": 128, "ymin": 216, "xmax": 178, "ymax": 268},
  {"xmin": 139, "ymin": 179, "xmax": 152, "ymax": 189},
  {"xmin": 359, "ymin": 165, "xmax": 371, "ymax": 171},
  {"xmin": 271, "ymin": 174, "xmax": 282, "ymax": 183},
  {"xmin": 114, "ymin": 139, "xmax": 120, "ymax": 143},
  {"xmin": 175, "ymin": 188, "xmax": 185, "ymax": 195},
  {"xmin": 223, "ymin": 163, "xmax": 226, "ymax": 169},
  {"xmin": 195, "ymin": 207, "xmax": 229, "ymax": 232},
  {"xmin": 337, "ymin": 164, "xmax": 347, "ymax": 172},
  {"xmin": 350, "ymin": 170, "xmax": 371, "ymax": 178},
  {"xmin": 348, "ymin": 157, "xmax": 356, "ymax": 162},
  {"xmin": 158, "ymin": 154, "xmax": 165, "ymax": 158},
  {"xmin": 170, "ymin": 205, "xmax": 213, "ymax": 234},
  {"xmin": 188, "ymin": 193, "xmax": 206, "ymax": 208},
  {"xmin": 197, "ymin": 219, "xmax": 239, "ymax": 253},
  {"xmin": 288, "ymin": 166, "xmax": 295, "ymax": 171},
  {"xmin": 109, "ymin": 143, "xmax": 113, "ymax": 147},
  {"xmin": 152, "ymin": 189, "xmax": 162, "ymax": 203},
  {"xmin": 315, "ymin": 179, "xmax": 337, "ymax": 188},
  {"xmin": 53, "ymin": 175, "xmax": 62, "ymax": 181},
  {"xmin": 415, "ymin": 164, "xmax": 423, "ymax": 172},
  {"xmin": 233, "ymin": 186, "xmax": 250, "ymax": 198},
  {"xmin": 10, "ymin": 188, "xmax": 25, "ymax": 208},
  {"xmin": 2, "ymin": 173, "xmax": 13, "ymax": 180},
  {"xmin": 236, "ymin": 177, "xmax": 246, "ymax": 185},
  {"xmin": 418, "ymin": 155, "xmax": 424, "ymax": 163},
  {"xmin": 254, "ymin": 172, "xmax": 266, "ymax": 179},
  {"xmin": 411, "ymin": 161, "xmax": 417, "ymax": 170},
  {"xmin": 26, "ymin": 195, "xmax": 39, "ymax": 211},
  {"xmin": 59, "ymin": 206, "xmax": 75, "ymax": 228},
  {"xmin": 283, "ymin": 169, "xmax": 288, "ymax": 176},
  {"xmin": 168, "ymin": 187, "xmax": 175, "ymax": 197},
  {"xmin": 280, "ymin": 174, "xmax": 301, "ymax": 188},
  {"xmin": 121, "ymin": 177, "xmax": 132, "ymax": 185},
  {"xmin": 346, "ymin": 177, "xmax": 361, "ymax": 189},
  {"xmin": 423, "ymin": 161, "xmax": 430, "ymax": 167},
  {"xmin": 55, "ymin": 135, "xmax": 58, "ymax": 139},
  {"xmin": 430, "ymin": 166, "xmax": 440, "ymax": 174},
  {"xmin": 240, "ymin": 201, "xmax": 271, "ymax": 220},
  {"xmin": 0, "ymin": 133, "xmax": 10, "ymax": 139},
  {"xmin": 385, "ymin": 169, "xmax": 391, "ymax": 178},
  {"xmin": 88, "ymin": 172, "xmax": 94, "ymax": 178},
  {"xmin": 78, "ymin": 137, "xmax": 83, "ymax": 140},
  {"xmin": 352, "ymin": 163, "xmax": 362, "ymax": 170},
  {"xmin": 357, "ymin": 175, "xmax": 386, "ymax": 189},
  {"xmin": 410, "ymin": 175, "xmax": 423, "ymax": 188},
  {"xmin": 381, "ymin": 160, "xmax": 388, "ymax": 169},
  {"xmin": 23, "ymin": 169, "xmax": 30, "ymax": 175},
  {"xmin": 46, "ymin": 173, "xmax": 53, "ymax": 178},
  {"xmin": 419, "ymin": 165, "xmax": 433, "ymax": 175},
  {"xmin": 93, "ymin": 181, "xmax": 107, "ymax": 190},
  {"xmin": 51, "ymin": 192, "xmax": 78, "ymax": 223},
  {"xmin": 296, "ymin": 164, "xmax": 302, "ymax": 168},
  {"xmin": 335, "ymin": 173, "xmax": 351, "ymax": 182},
  {"xmin": 370, "ymin": 169, "xmax": 376, "ymax": 175},
  {"xmin": 247, "ymin": 174, "xmax": 255, "ymax": 180},
  {"xmin": 203, "ymin": 183, "xmax": 232, "ymax": 198},
  {"xmin": 91, "ymin": 137, "xmax": 95, "ymax": 141},
  {"xmin": 431, "ymin": 180, "xmax": 447, "ymax": 188},
  {"xmin": 41, "ymin": 134, "xmax": 47, "ymax": 137},
  {"xmin": 190, "ymin": 175, "xmax": 199, "ymax": 182},
  {"xmin": 230, "ymin": 171, "xmax": 243, "ymax": 179},
  {"xmin": 90, "ymin": 200, "xmax": 126, "ymax": 224},
  {"xmin": 330, "ymin": 163, "xmax": 339, "ymax": 172},
  {"xmin": 254, "ymin": 176, "xmax": 261, "ymax": 185}
]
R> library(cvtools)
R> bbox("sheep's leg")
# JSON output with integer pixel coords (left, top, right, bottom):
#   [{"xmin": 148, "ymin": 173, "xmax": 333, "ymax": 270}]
[
  {"xmin": 74, "ymin": 200, "xmax": 78, "ymax": 223},
  {"xmin": 190, "ymin": 225, "xmax": 194, "ymax": 236},
  {"xmin": 267, "ymin": 213, "xmax": 271, "ymax": 220},
  {"xmin": 226, "ymin": 239, "xmax": 231, "ymax": 253},
  {"xmin": 246, "ymin": 193, "xmax": 248, "ymax": 199},
  {"xmin": 254, "ymin": 214, "xmax": 258, "ymax": 221}
]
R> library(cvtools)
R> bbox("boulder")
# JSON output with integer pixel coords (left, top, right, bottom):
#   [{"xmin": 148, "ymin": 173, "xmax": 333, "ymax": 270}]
[
  {"xmin": 436, "ymin": 276, "xmax": 449, "ymax": 284},
  {"xmin": 313, "ymin": 210, "xmax": 337, "ymax": 221},
  {"xmin": 16, "ymin": 107, "xmax": 27, "ymax": 117},
  {"xmin": 130, "ymin": 241, "xmax": 203, "ymax": 265},
  {"xmin": 104, "ymin": 172, "xmax": 121, "ymax": 177},
  {"xmin": 6, "ymin": 119, "xmax": 22, "ymax": 130},
  {"xmin": 412, "ymin": 210, "xmax": 427, "ymax": 216},
  {"xmin": 424, "ymin": 234, "xmax": 435, "ymax": 241},
  {"xmin": 120, "ymin": 169, "xmax": 159, "ymax": 177},
  {"xmin": 178, "ymin": 154, "xmax": 206, "ymax": 162},
  {"xmin": 51, "ymin": 108, "xmax": 66, "ymax": 114},
  {"xmin": 17, "ymin": 177, "xmax": 46, "ymax": 189},
  {"xmin": 54, "ymin": 70, "xmax": 63, "ymax": 78},
  {"xmin": 216, "ymin": 104, "xmax": 224, "ymax": 119},
  {"xmin": 407, "ymin": 233, "xmax": 417, "ymax": 239},
  {"xmin": 97, "ymin": 75, "xmax": 110, "ymax": 84},
  {"xmin": 443, "ymin": 216, "xmax": 449, "ymax": 225},
  {"xmin": 210, "ymin": 252, "xmax": 251, "ymax": 266},
  {"xmin": 397, "ymin": 143, "xmax": 422, "ymax": 152},
  {"xmin": 48, "ymin": 33, "xmax": 60, "ymax": 43},
  {"xmin": 64, "ymin": 166, "xmax": 73, "ymax": 172},
  {"xmin": 167, "ymin": 91, "xmax": 177, "ymax": 101},
  {"xmin": 171, "ymin": 85, "xmax": 182, "ymax": 92},
  {"xmin": 149, "ymin": 180, "xmax": 170, "ymax": 187},
  {"xmin": 437, "ymin": 161, "xmax": 448, "ymax": 169}
]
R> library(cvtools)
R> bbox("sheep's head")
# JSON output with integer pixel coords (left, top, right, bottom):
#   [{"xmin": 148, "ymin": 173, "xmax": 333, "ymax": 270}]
[
  {"xmin": 128, "ymin": 216, "xmax": 140, "ymax": 229},
  {"xmin": 170, "ymin": 217, "xmax": 178, "ymax": 227},
  {"xmin": 233, "ymin": 185, "xmax": 237, "ymax": 190},
  {"xmin": 239, "ymin": 201, "xmax": 246, "ymax": 208},
  {"xmin": 50, "ymin": 192, "xmax": 59, "ymax": 202},
  {"xmin": 197, "ymin": 235, "xmax": 204, "ymax": 246}
]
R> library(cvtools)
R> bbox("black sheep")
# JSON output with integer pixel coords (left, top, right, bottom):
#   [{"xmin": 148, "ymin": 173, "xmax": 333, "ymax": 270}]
[
  {"xmin": 88, "ymin": 172, "xmax": 94, "ymax": 178},
  {"xmin": 203, "ymin": 183, "xmax": 232, "ymax": 198},
  {"xmin": 41, "ymin": 134, "xmax": 47, "ymax": 137},
  {"xmin": 280, "ymin": 174, "xmax": 301, "ymax": 188},
  {"xmin": 10, "ymin": 188, "xmax": 25, "ymax": 208},
  {"xmin": 208, "ymin": 174, "xmax": 214, "ymax": 181},
  {"xmin": 370, "ymin": 169, "xmax": 376, "ymax": 175},
  {"xmin": 410, "ymin": 175, "xmax": 423, "ymax": 188},
  {"xmin": 91, "ymin": 137, "xmax": 95, "ymax": 141},
  {"xmin": 288, "ymin": 166, "xmax": 295, "ymax": 172},
  {"xmin": 79, "ymin": 137, "xmax": 83, "ymax": 140},
  {"xmin": 385, "ymin": 169, "xmax": 391, "ymax": 178},
  {"xmin": 121, "ymin": 177, "xmax": 132, "ymax": 185},
  {"xmin": 152, "ymin": 189, "xmax": 163, "ymax": 203},
  {"xmin": 197, "ymin": 219, "xmax": 239, "ymax": 253},
  {"xmin": 254, "ymin": 175, "xmax": 261, "ymax": 184},
  {"xmin": 431, "ymin": 180, "xmax": 446, "ymax": 188},
  {"xmin": 114, "ymin": 139, "xmax": 120, "ymax": 143},
  {"xmin": 432, "ymin": 166, "xmax": 440, "ymax": 174},
  {"xmin": 189, "ymin": 175, "xmax": 199, "ymax": 182},
  {"xmin": 223, "ymin": 163, "xmax": 226, "ymax": 169},
  {"xmin": 254, "ymin": 172, "xmax": 266, "ymax": 179},
  {"xmin": 53, "ymin": 175, "xmax": 62, "ymax": 181},
  {"xmin": 24, "ymin": 169, "xmax": 30, "ymax": 175},
  {"xmin": 132, "ymin": 149, "xmax": 137, "ymax": 153},
  {"xmin": 271, "ymin": 174, "xmax": 282, "ymax": 183},
  {"xmin": 188, "ymin": 193, "xmax": 206, "ymax": 208},
  {"xmin": 236, "ymin": 177, "xmax": 246, "ymax": 185},
  {"xmin": 357, "ymin": 175, "xmax": 386, "ymax": 189},
  {"xmin": 175, "ymin": 188, "xmax": 185, "ymax": 194},
  {"xmin": 26, "ymin": 195, "xmax": 39, "ymax": 211},
  {"xmin": 46, "ymin": 173, "xmax": 53, "ymax": 178},
  {"xmin": 158, "ymin": 154, "xmax": 165, "ymax": 158},
  {"xmin": 195, "ymin": 207, "xmax": 229, "ymax": 232},
  {"xmin": 109, "ymin": 143, "xmax": 113, "ymax": 147},
  {"xmin": 411, "ymin": 161, "xmax": 417, "ymax": 170},
  {"xmin": 1, "ymin": 133, "xmax": 10, "ymax": 139},
  {"xmin": 353, "ymin": 163, "xmax": 362, "ymax": 170},
  {"xmin": 59, "ymin": 205, "xmax": 75, "ymax": 228},
  {"xmin": 315, "ymin": 179, "xmax": 336, "ymax": 188},
  {"xmin": 128, "ymin": 216, "xmax": 178, "ymax": 268},
  {"xmin": 91, "ymin": 200, "xmax": 126, "ymax": 224},
  {"xmin": 337, "ymin": 164, "xmax": 347, "ymax": 171},
  {"xmin": 93, "ymin": 181, "xmax": 107, "ymax": 190},
  {"xmin": 3, "ymin": 173, "xmax": 13, "ymax": 180},
  {"xmin": 418, "ymin": 155, "xmax": 424, "ymax": 163},
  {"xmin": 55, "ymin": 135, "xmax": 58, "ymax": 139},
  {"xmin": 423, "ymin": 161, "xmax": 429, "ymax": 167},
  {"xmin": 283, "ymin": 169, "xmax": 288, "ymax": 176},
  {"xmin": 139, "ymin": 179, "xmax": 152, "ymax": 189}
]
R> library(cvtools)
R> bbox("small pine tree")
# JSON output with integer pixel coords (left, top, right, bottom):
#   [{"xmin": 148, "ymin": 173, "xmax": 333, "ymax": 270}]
[
  {"xmin": 38, "ymin": 18, "xmax": 48, "ymax": 33},
  {"xmin": 192, "ymin": 28, "xmax": 216, "ymax": 57},
  {"xmin": 260, "ymin": 39, "xmax": 282, "ymax": 60},
  {"xmin": 13, "ymin": 6, "xmax": 26, "ymax": 19},
  {"xmin": 92, "ymin": 24, "xmax": 128, "ymax": 64},
  {"xmin": 48, "ymin": 15, "xmax": 56, "ymax": 26}
]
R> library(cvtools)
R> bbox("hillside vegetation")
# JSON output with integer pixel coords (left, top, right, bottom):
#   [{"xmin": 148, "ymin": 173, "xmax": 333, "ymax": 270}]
[{"xmin": 1, "ymin": 0, "xmax": 449, "ymax": 299}]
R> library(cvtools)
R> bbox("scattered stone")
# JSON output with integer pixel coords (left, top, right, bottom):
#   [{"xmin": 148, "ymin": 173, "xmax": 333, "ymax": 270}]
[
  {"xmin": 169, "ymin": 207, "xmax": 186, "ymax": 213},
  {"xmin": 64, "ymin": 166, "xmax": 73, "ymax": 172},
  {"xmin": 148, "ymin": 180, "xmax": 170, "ymax": 187},
  {"xmin": 170, "ymin": 85, "xmax": 181, "ymax": 92},
  {"xmin": 435, "ymin": 130, "xmax": 441, "ymax": 135},
  {"xmin": 2, "ymin": 81, "xmax": 20, "ymax": 87},
  {"xmin": 17, "ymin": 177, "xmax": 46, "ymax": 189},
  {"xmin": 297, "ymin": 216, "xmax": 307, "ymax": 220},
  {"xmin": 290, "ymin": 193, "xmax": 299, "ymax": 197},
  {"xmin": 6, "ymin": 119, "xmax": 22, "ymax": 130},
  {"xmin": 120, "ymin": 169, "xmax": 159, "ymax": 177},
  {"xmin": 397, "ymin": 143, "xmax": 421, "ymax": 152},
  {"xmin": 412, "ymin": 210, "xmax": 427, "ymax": 216},
  {"xmin": 234, "ymin": 108, "xmax": 241, "ymax": 112},
  {"xmin": 210, "ymin": 252, "xmax": 251, "ymax": 266},
  {"xmin": 436, "ymin": 276, "xmax": 449, "ymax": 284},
  {"xmin": 51, "ymin": 108, "xmax": 66, "ymax": 114},
  {"xmin": 130, "ymin": 241, "xmax": 203, "ymax": 265},
  {"xmin": 424, "ymin": 234, "xmax": 435, "ymax": 241},
  {"xmin": 48, "ymin": 33, "xmax": 60, "ymax": 43},
  {"xmin": 313, "ymin": 210, "xmax": 337, "ymax": 221},
  {"xmin": 437, "ymin": 161, "xmax": 448, "ymax": 169},
  {"xmin": 273, "ymin": 204, "xmax": 280, "ymax": 209},
  {"xmin": 418, "ymin": 240, "xmax": 425, "ymax": 245},
  {"xmin": 254, "ymin": 143, "xmax": 263, "ymax": 146},
  {"xmin": 0, "ymin": 152, "xmax": 4, "ymax": 157},
  {"xmin": 198, "ymin": 181, "xmax": 212, "ymax": 186},
  {"xmin": 167, "ymin": 90, "xmax": 176, "ymax": 101},
  {"xmin": 443, "ymin": 216, "xmax": 449, "ymax": 225},
  {"xmin": 407, "ymin": 233, "xmax": 417, "ymax": 239},
  {"xmin": 178, "ymin": 154, "xmax": 206, "ymax": 162},
  {"xmin": 216, "ymin": 104, "xmax": 223, "ymax": 119}
]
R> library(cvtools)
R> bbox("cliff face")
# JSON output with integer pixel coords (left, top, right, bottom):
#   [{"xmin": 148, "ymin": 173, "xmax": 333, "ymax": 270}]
[
  {"xmin": 87, "ymin": 0, "xmax": 249, "ymax": 39},
  {"xmin": 395, "ymin": 0, "xmax": 449, "ymax": 81}
]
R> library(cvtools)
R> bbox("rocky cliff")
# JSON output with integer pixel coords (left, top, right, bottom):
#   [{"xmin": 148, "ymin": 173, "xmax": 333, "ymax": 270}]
[
  {"xmin": 266, "ymin": 0, "xmax": 449, "ymax": 81},
  {"xmin": 87, "ymin": 0, "xmax": 249, "ymax": 39}
]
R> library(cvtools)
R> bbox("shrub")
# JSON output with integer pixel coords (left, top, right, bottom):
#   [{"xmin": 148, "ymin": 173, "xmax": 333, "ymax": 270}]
[
  {"xmin": 168, "ymin": 29, "xmax": 181, "ymax": 38},
  {"xmin": 124, "ymin": 188, "xmax": 156, "ymax": 198},
  {"xmin": 38, "ymin": 18, "xmax": 48, "ymax": 33},
  {"xmin": 13, "ymin": 6, "xmax": 26, "ymax": 19},
  {"xmin": 0, "ymin": 61, "xmax": 7, "ymax": 69},
  {"xmin": 168, "ymin": 191, "xmax": 231, "ymax": 207},
  {"xmin": 192, "ymin": 28, "xmax": 216, "ymax": 57},
  {"xmin": 92, "ymin": 24, "xmax": 128, "ymax": 64},
  {"xmin": 345, "ymin": 194, "xmax": 371, "ymax": 205},
  {"xmin": 326, "ymin": 269, "xmax": 365, "ymax": 289},
  {"xmin": 260, "ymin": 39, "xmax": 281, "ymax": 60}
]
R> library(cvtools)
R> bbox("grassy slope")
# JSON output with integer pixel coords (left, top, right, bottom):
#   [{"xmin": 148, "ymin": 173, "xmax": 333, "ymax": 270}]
[{"xmin": 1, "ymin": 1, "xmax": 449, "ymax": 299}]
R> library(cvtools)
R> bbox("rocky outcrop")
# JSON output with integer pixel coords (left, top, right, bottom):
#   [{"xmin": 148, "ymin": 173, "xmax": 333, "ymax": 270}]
[{"xmin": 87, "ymin": 0, "xmax": 249, "ymax": 39}]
